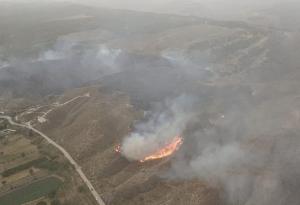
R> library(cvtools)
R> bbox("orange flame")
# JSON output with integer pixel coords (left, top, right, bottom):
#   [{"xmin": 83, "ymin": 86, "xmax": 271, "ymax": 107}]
[
  {"xmin": 115, "ymin": 144, "xmax": 121, "ymax": 153},
  {"xmin": 140, "ymin": 136, "xmax": 183, "ymax": 162},
  {"xmin": 115, "ymin": 136, "xmax": 183, "ymax": 162}
]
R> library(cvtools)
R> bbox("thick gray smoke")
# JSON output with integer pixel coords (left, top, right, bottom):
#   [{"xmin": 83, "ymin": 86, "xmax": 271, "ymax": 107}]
[
  {"xmin": 121, "ymin": 95, "xmax": 196, "ymax": 161},
  {"xmin": 121, "ymin": 61, "xmax": 300, "ymax": 205},
  {"xmin": 120, "ymin": 89, "xmax": 300, "ymax": 204},
  {"xmin": 163, "ymin": 86, "xmax": 300, "ymax": 205},
  {"xmin": 2, "ymin": 1, "xmax": 300, "ymax": 204}
]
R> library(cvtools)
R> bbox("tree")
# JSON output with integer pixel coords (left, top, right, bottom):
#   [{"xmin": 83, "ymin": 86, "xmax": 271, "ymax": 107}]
[
  {"xmin": 48, "ymin": 190, "xmax": 57, "ymax": 199},
  {"xmin": 77, "ymin": 185, "xmax": 86, "ymax": 193},
  {"xmin": 27, "ymin": 129, "xmax": 34, "ymax": 137}
]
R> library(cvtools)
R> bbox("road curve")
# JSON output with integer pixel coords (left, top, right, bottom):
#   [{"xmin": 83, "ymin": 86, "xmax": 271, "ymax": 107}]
[{"xmin": 0, "ymin": 115, "xmax": 105, "ymax": 205}]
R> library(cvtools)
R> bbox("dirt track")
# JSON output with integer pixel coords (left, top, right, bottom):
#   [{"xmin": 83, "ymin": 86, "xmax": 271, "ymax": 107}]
[{"xmin": 0, "ymin": 115, "xmax": 106, "ymax": 205}]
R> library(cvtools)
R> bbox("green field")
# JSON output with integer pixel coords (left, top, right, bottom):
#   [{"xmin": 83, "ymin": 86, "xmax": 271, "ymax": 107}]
[
  {"xmin": 0, "ymin": 176, "xmax": 62, "ymax": 205},
  {"xmin": 1, "ymin": 158, "xmax": 46, "ymax": 177}
]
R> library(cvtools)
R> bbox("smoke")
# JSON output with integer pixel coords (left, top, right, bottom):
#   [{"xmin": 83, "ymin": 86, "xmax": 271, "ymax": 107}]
[
  {"xmin": 121, "ymin": 95, "xmax": 196, "ymax": 161},
  {"xmin": 0, "ymin": 60, "xmax": 9, "ymax": 70},
  {"xmin": 36, "ymin": 40, "xmax": 75, "ymax": 61},
  {"xmin": 37, "ymin": 40, "xmax": 122, "ymax": 74},
  {"xmin": 2, "ymin": 1, "xmax": 300, "ymax": 204},
  {"xmin": 120, "ymin": 68, "xmax": 300, "ymax": 205},
  {"xmin": 95, "ymin": 45, "xmax": 122, "ymax": 72},
  {"xmin": 0, "ymin": 38, "xmax": 124, "ymax": 97},
  {"xmin": 161, "ymin": 86, "xmax": 300, "ymax": 204}
]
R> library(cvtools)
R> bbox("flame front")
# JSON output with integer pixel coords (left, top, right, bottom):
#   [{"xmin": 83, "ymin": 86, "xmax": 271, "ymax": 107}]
[
  {"xmin": 140, "ymin": 136, "xmax": 183, "ymax": 162},
  {"xmin": 115, "ymin": 136, "xmax": 183, "ymax": 162}
]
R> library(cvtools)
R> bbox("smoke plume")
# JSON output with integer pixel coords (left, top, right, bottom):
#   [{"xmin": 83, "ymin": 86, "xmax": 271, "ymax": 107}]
[
  {"xmin": 121, "ymin": 74, "xmax": 300, "ymax": 205},
  {"xmin": 121, "ymin": 95, "xmax": 196, "ymax": 161}
]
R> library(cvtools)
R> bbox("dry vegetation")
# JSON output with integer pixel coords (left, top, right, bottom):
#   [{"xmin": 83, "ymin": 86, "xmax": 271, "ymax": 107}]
[{"xmin": 13, "ymin": 86, "xmax": 219, "ymax": 205}]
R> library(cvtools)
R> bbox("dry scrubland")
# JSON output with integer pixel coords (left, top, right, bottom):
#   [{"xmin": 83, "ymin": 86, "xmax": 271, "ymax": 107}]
[
  {"xmin": 3, "ymin": 11, "xmax": 273, "ymax": 204},
  {"xmin": 1, "ymin": 2, "xmax": 300, "ymax": 205},
  {"xmin": 17, "ymin": 86, "xmax": 219, "ymax": 205}
]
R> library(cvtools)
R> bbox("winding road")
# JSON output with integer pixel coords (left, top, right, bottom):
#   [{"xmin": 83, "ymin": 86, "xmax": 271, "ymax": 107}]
[{"xmin": 0, "ymin": 115, "xmax": 105, "ymax": 205}]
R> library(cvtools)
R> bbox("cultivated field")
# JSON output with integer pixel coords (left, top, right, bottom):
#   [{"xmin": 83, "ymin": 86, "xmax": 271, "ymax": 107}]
[{"xmin": 0, "ymin": 119, "xmax": 97, "ymax": 205}]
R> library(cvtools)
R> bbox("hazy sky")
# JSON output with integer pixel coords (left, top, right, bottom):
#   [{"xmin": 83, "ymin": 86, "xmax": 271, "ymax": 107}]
[
  {"xmin": 63, "ymin": 0, "xmax": 297, "ymax": 20},
  {"xmin": 1, "ymin": 0, "xmax": 296, "ymax": 16},
  {"xmin": 67, "ymin": 0, "xmax": 291, "ymax": 10},
  {"xmin": 1, "ymin": 0, "xmax": 292, "ymax": 10}
]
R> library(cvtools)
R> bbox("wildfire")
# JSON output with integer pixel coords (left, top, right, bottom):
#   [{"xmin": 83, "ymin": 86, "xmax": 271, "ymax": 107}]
[
  {"xmin": 115, "ymin": 144, "xmax": 121, "ymax": 153},
  {"xmin": 140, "ymin": 136, "xmax": 183, "ymax": 162},
  {"xmin": 115, "ymin": 136, "xmax": 183, "ymax": 163}
]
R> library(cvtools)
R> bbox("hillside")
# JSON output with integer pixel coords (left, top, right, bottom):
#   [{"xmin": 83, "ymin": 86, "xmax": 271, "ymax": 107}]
[{"xmin": 2, "ymin": 1, "xmax": 300, "ymax": 205}]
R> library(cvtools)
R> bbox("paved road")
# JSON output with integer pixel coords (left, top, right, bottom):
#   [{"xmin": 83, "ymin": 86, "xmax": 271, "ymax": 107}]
[{"xmin": 0, "ymin": 115, "xmax": 105, "ymax": 205}]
